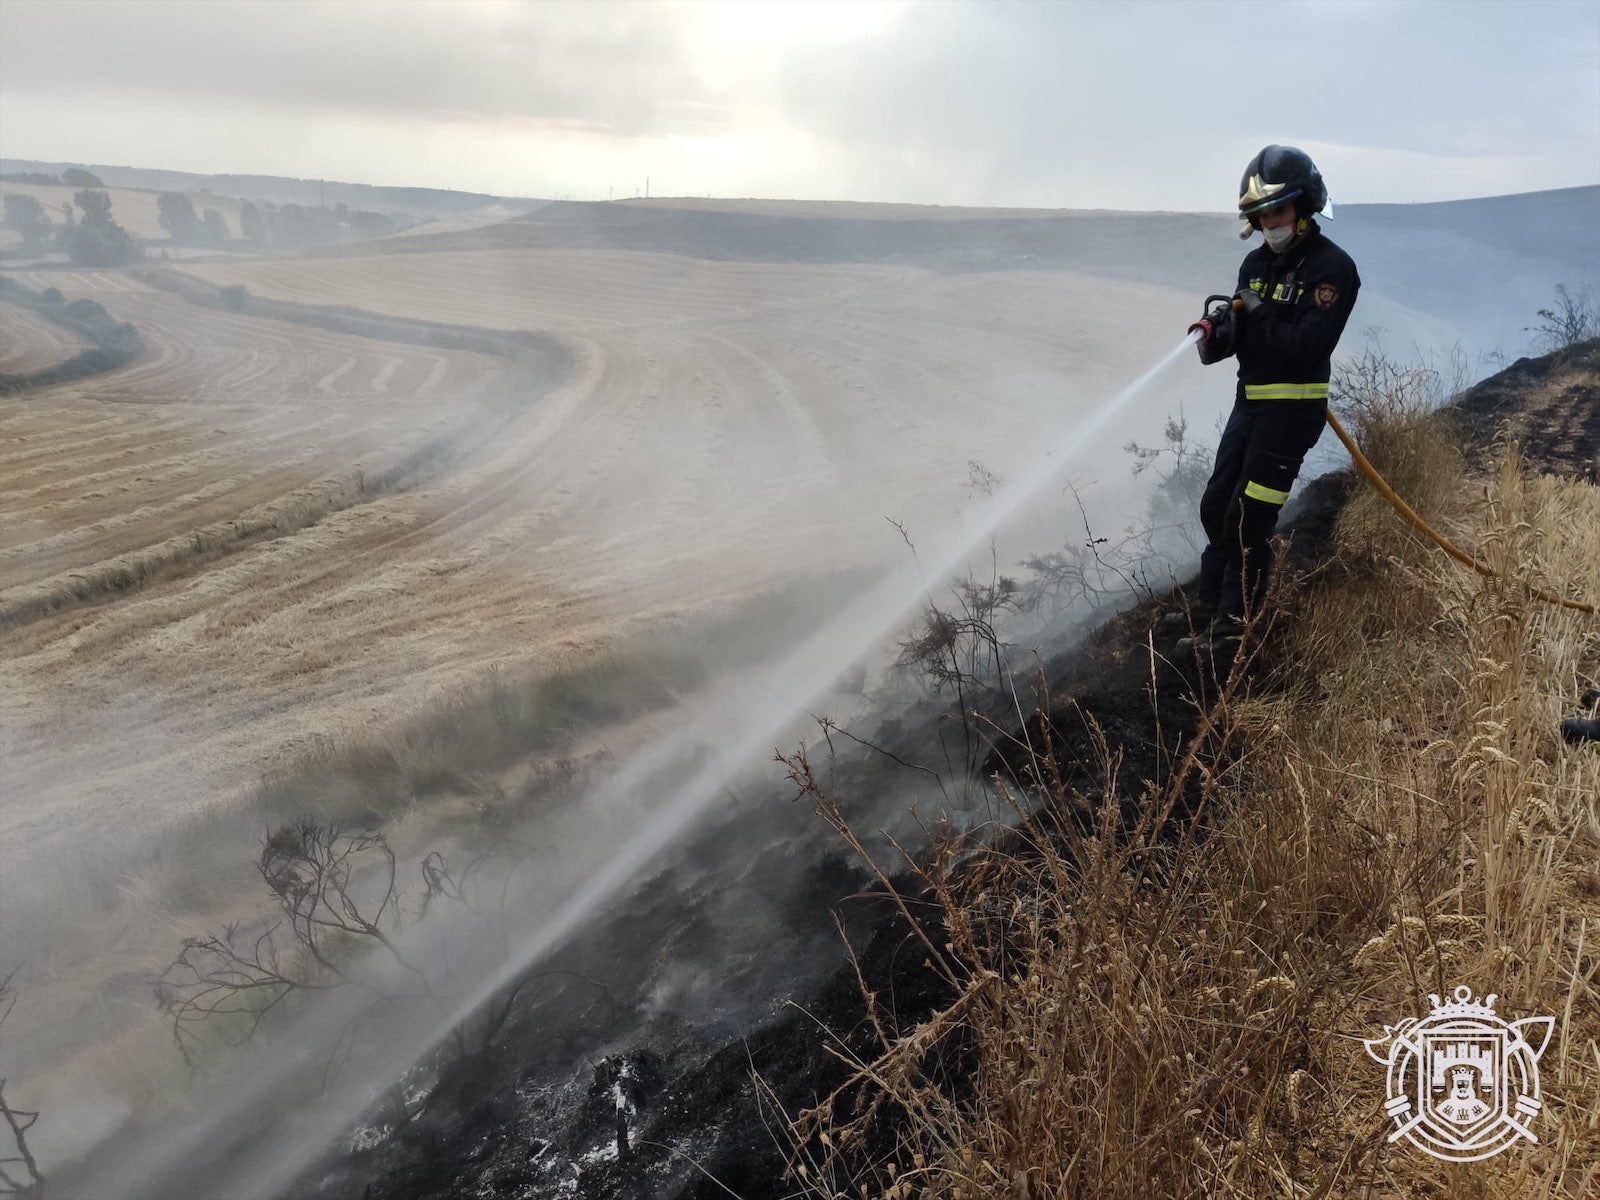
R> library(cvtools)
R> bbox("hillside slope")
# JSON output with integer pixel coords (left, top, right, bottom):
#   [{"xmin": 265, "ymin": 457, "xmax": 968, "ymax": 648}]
[{"xmin": 242, "ymin": 345, "xmax": 1600, "ymax": 1199}]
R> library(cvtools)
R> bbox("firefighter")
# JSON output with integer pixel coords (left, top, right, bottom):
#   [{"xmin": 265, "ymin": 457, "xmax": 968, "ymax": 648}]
[{"xmin": 1180, "ymin": 144, "xmax": 1361, "ymax": 653}]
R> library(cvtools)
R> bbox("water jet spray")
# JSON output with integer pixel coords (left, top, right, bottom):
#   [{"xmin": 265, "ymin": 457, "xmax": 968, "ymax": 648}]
[{"xmin": 77, "ymin": 332, "xmax": 1203, "ymax": 1200}]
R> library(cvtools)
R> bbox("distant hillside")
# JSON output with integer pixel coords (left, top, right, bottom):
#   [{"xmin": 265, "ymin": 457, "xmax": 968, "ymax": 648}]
[
  {"xmin": 0, "ymin": 158, "xmax": 549, "ymax": 219},
  {"xmin": 1339, "ymin": 186, "xmax": 1598, "ymax": 263},
  {"xmin": 321, "ymin": 186, "xmax": 1597, "ymax": 360},
  {"xmin": 1332, "ymin": 186, "xmax": 1599, "ymax": 352},
  {"xmin": 338, "ymin": 200, "xmax": 1244, "ymax": 291},
  {"xmin": 331, "ymin": 186, "xmax": 1596, "ymax": 283}
]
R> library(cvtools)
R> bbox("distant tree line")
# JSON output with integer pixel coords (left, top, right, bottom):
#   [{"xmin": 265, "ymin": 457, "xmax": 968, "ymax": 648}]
[
  {"xmin": 0, "ymin": 167, "xmax": 103, "ymax": 187},
  {"xmin": 64, "ymin": 188, "xmax": 138, "ymax": 265},
  {"xmin": 157, "ymin": 191, "xmax": 229, "ymax": 247},
  {"xmin": 247, "ymin": 197, "xmax": 396, "ymax": 248},
  {"xmin": 0, "ymin": 275, "xmax": 144, "ymax": 392},
  {"xmin": 159, "ymin": 191, "xmax": 395, "ymax": 250},
  {"xmin": 4, "ymin": 183, "xmax": 399, "ymax": 263},
  {"xmin": 3, "ymin": 187, "xmax": 138, "ymax": 265},
  {"xmin": 2, "ymin": 192, "xmax": 52, "ymax": 247}
]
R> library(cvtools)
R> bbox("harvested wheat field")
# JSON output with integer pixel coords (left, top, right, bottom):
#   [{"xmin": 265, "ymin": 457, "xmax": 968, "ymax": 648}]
[
  {"xmin": 0, "ymin": 298, "xmax": 92, "ymax": 373},
  {"xmin": 0, "ymin": 239, "xmax": 1198, "ymax": 1111}
]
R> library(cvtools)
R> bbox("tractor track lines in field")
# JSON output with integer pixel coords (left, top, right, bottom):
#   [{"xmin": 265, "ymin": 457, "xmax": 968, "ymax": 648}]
[
  {"xmin": 314, "ymin": 355, "xmax": 359, "ymax": 394},
  {"xmin": 0, "ymin": 415, "xmax": 187, "ymax": 472},
  {"xmin": 208, "ymin": 336, "xmax": 610, "ymax": 616},
  {"xmin": 0, "ymin": 267, "xmax": 529, "ymax": 631},
  {"xmin": 10, "ymin": 270, "xmax": 148, "ymax": 295},
  {"xmin": 0, "ymin": 299, "xmax": 94, "ymax": 375},
  {"xmin": 167, "ymin": 250, "xmax": 1093, "ymax": 605}
]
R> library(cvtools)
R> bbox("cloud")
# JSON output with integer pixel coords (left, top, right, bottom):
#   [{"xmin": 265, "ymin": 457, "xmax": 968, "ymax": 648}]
[
  {"xmin": 0, "ymin": 0, "xmax": 717, "ymax": 134},
  {"xmin": 1, "ymin": 0, "xmax": 1595, "ymax": 206},
  {"xmin": 756, "ymin": 0, "xmax": 1600, "ymax": 207}
]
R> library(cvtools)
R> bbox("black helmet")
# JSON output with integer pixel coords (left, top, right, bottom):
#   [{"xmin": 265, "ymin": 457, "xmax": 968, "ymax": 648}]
[{"xmin": 1237, "ymin": 145, "xmax": 1327, "ymax": 235}]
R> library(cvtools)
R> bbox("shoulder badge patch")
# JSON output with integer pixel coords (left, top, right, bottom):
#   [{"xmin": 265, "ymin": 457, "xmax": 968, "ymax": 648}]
[{"xmin": 1313, "ymin": 282, "xmax": 1340, "ymax": 309}]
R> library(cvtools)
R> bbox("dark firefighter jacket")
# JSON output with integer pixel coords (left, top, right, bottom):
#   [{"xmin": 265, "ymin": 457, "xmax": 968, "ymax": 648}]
[{"xmin": 1198, "ymin": 219, "xmax": 1361, "ymax": 404}]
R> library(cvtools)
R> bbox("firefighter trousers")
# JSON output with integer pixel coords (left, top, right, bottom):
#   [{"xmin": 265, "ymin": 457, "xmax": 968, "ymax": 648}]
[{"xmin": 1196, "ymin": 399, "xmax": 1328, "ymax": 622}]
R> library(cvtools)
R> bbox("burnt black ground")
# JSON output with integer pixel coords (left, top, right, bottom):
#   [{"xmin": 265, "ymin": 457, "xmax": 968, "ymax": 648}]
[{"xmin": 1451, "ymin": 338, "xmax": 1600, "ymax": 481}]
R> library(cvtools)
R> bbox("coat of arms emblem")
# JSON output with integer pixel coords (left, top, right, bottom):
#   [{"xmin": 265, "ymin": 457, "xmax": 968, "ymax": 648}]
[{"xmin": 1365, "ymin": 985, "xmax": 1554, "ymax": 1161}]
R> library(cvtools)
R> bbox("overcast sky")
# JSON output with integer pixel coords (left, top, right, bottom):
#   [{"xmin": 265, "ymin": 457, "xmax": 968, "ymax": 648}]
[{"xmin": 2, "ymin": 0, "xmax": 1597, "ymax": 210}]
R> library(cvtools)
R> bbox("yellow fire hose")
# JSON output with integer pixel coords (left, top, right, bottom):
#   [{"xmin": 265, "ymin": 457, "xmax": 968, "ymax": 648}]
[{"xmin": 1322, "ymin": 409, "xmax": 1595, "ymax": 616}]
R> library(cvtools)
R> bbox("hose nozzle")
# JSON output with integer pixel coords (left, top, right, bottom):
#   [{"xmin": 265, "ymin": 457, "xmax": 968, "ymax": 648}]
[{"xmin": 1188, "ymin": 293, "xmax": 1237, "ymax": 339}]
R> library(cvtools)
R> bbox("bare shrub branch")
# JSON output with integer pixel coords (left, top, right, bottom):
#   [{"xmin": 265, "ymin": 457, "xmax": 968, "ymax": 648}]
[
  {"xmin": 155, "ymin": 820, "xmax": 471, "ymax": 1067},
  {"xmin": 1528, "ymin": 282, "xmax": 1600, "ymax": 353},
  {"xmin": 1020, "ymin": 418, "xmax": 1214, "ymax": 622},
  {"xmin": 0, "ymin": 973, "xmax": 45, "ymax": 1199}
]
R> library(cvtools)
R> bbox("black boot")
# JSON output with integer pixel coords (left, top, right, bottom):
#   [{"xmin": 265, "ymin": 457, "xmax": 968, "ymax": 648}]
[{"xmin": 1560, "ymin": 717, "xmax": 1600, "ymax": 745}]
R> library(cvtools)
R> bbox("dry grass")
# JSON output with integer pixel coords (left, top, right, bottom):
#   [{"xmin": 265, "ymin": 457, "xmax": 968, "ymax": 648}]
[
  {"xmin": 791, "ymin": 414, "xmax": 1600, "ymax": 1196},
  {"xmin": 1330, "ymin": 345, "xmax": 1471, "ymax": 566}
]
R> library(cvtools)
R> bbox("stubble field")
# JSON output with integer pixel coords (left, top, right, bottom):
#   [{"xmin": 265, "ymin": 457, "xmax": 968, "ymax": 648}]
[
  {"xmin": 0, "ymin": 229, "xmax": 1198, "ymax": 1119},
  {"xmin": 0, "ymin": 298, "xmax": 93, "ymax": 373}
]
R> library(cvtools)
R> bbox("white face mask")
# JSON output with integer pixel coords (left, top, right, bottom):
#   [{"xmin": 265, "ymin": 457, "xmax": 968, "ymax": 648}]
[{"xmin": 1263, "ymin": 222, "xmax": 1297, "ymax": 253}]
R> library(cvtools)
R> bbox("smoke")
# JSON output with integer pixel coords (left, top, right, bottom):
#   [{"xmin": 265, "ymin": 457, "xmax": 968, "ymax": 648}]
[
  {"xmin": 48, "ymin": 332, "xmax": 1199, "ymax": 1199},
  {"xmin": 5, "ymin": 245, "xmax": 1209, "ymax": 1191}
]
